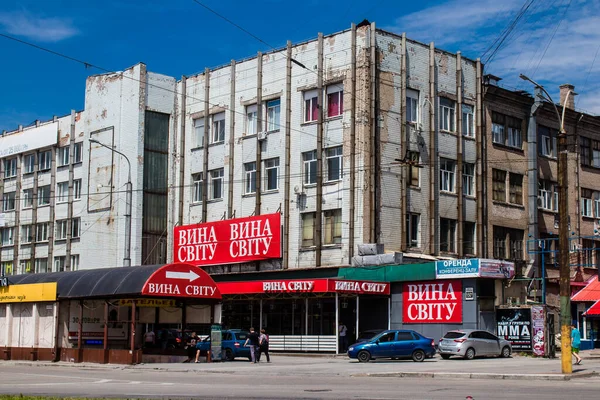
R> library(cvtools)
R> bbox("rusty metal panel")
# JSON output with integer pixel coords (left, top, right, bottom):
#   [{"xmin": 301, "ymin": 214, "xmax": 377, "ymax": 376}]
[{"xmin": 87, "ymin": 126, "xmax": 115, "ymax": 212}]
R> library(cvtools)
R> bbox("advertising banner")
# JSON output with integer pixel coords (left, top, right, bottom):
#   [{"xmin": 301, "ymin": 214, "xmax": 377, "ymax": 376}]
[
  {"xmin": 141, "ymin": 263, "xmax": 221, "ymax": 299},
  {"xmin": 496, "ymin": 308, "xmax": 532, "ymax": 351},
  {"xmin": 402, "ymin": 280, "xmax": 463, "ymax": 324},
  {"xmin": 173, "ymin": 213, "xmax": 281, "ymax": 266},
  {"xmin": 67, "ymin": 300, "xmax": 127, "ymax": 340},
  {"xmin": 0, "ymin": 282, "xmax": 57, "ymax": 303},
  {"xmin": 531, "ymin": 306, "xmax": 546, "ymax": 356},
  {"xmin": 217, "ymin": 279, "xmax": 389, "ymax": 295},
  {"xmin": 435, "ymin": 259, "xmax": 479, "ymax": 279},
  {"xmin": 478, "ymin": 259, "xmax": 515, "ymax": 279}
]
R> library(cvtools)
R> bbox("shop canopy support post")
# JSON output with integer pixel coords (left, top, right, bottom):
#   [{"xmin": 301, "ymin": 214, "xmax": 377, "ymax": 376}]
[
  {"xmin": 259, "ymin": 299, "xmax": 263, "ymax": 329},
  {"xmin": 130, "ymin": 301, "xmax": 136, "ymax": 363},
  {"xmin": 103, "ymin": 301, "xmax": 109, "ymax": 363},
  {"xmin": 356, "ymin": 296, "xmax": 360, "ymax": 340},
  {"xmin": 335, "ymin": 292, "xmax": 339, "ymax": 354}
]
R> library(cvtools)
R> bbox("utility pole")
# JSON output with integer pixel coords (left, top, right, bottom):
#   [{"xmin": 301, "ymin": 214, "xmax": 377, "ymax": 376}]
[{"xmin": 520, "ymin": 74, "xmax": 572, "ymax": 374}]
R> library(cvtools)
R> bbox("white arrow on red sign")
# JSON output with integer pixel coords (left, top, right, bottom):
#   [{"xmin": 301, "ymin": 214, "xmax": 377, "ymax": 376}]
[{"xmin": 165, "ymin": 270, "xmax": 200, "ymax": 283}]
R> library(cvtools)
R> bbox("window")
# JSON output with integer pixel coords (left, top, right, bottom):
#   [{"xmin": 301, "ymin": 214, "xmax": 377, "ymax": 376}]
[
  {"xmin": 509, "ymin": 229, "xmax": 524, "ymax": 259},
  {"xmin": 1, "ymin": 227, "xmax": 14, "ymax": 246},
  {"xmin": 595, "ymin": 197, "xmax": 600, "ymax": 218},
  {"xmin": 266, "ymin": 99, "xmax": 281, "ymax": 131},
  {"xmin": 22, "ymin": 188, "xmax": 33, "ymax": 208},
  {"xmin": 57, "ymin": 181, "xmax": 69, "ymax": 203},
  {"xmin": 406, "ymin": 213, "xmax": 420, "ymax": 248},
  {"xmin": 439, "ymin": 159, "xmax": 456, "ymax": 193},
  {"xmin": 19, "ymin": 260, "xmax": 31, "ymax": 274},
  {"xmin": 246, "ymin": 105, "xmax": 257, "ymax": 135},
  {"xmin": 507, "ymin": 125, "xmax": 522, "ymax": 149},
  {"xmin": 408, "ymin": 151, "xmax": 420, "ymax": 187},
  {"xmin": 73, "ymin": 142, "xmax": 83, "ymax": 163},
  {"xmin": 492, "ymin": 112, "xmax": 523, "ymax": 149},
  {"xmin": 72, "ymin": 217, "xmax": 81, "ymax": 238},
  {"xmin": 54, "ymin": 256, "xmax": 66, "ymax": 272},
  {"xmin": 593, "ymin": 142, "xmax": 600, "ymax": 168},
  {"xmin": 440, "ymin": 218, "xmax": 456, "ymax": 253},
  {"xmin": 192, "ymin": 173, "xmax": 203, "ymax": 203},
  {"xmin": 325, "ymin": 146, "xmax": 343, "ymax": 182},
  {"xmin": 74, "ymin": 179, "xmax": 82, "ymax": 200},
  {"xmin": 378, "ymin": 332, "xmax": 396, "ymax": 342},
  {"xmin": 304, "ymin": 90, "xmax": 318, "ymax": 123},
  {"xmin": 193, "ymin": 118, "xmax": 205, "ymax": 148},
  {"xmin": 35, "ymin": 258, "xmax": 49, "ymax": 274},
  {"xmin": 301, "ymin": 212, "xmax": 316, "ymax": 247},
  {"xmin": 538, "ymin": 180, "xmax": 557, "ymax": 211},
  {"xmin": 492, "ymin": 169, "xmax": 507, "ymax": 202},
  {"xmin": 4, "ymin": 158, "xmax": 17, "ymax": 178},
  {"xmin": 2, "ymin": 192, "xmax": 16, "ymax": 211},
  {"xmin": 463, "ymin": 163, "xmax": 475, "ymax": 196},
  {"xmin": 463, "ymin": 222, "xmax": 476, "ymax": 255},
  {"xmin": 439, "ymin": 98, "xmax": 455, "ymax": 132},
  {"xmin": 24, "ymin": 154, "xmax": 35, "ymax": 174},
  {"xmin": 323, "ymin": 209, "xmax": 342, "ymax": 245},
  {"xmin": 244, "ymin": 162, "xmax": 257, "ymax": 194},
  {"xmin": 36, "ymin": 223, "xmax": 49, "ymax": 242},
  {"xmin": 303, "ymin": 150, "xmax": 317, "ymax": 185},
  {"xmin": 71, "ymin": 254, "xmax": 80, "ymax": 271},
  {"xmin": 55, "ymin": 220, "xmax": 68, "ymax": 240},
  {"xmin": 1, "ymin": 261, "xmax": 13, "ymax": 275},
  {"xmin": 264, "ymin": 158, "xmax": 279, "ymax": 191},
  {"xmin": 493, "ymin": 226, "xmax": 507, "ymax": 259},
  {"xmin": 582, "ymin": 189, "xmax": 593, "ymax": 218},
  {"xmin": 21, "ymin": 225, "xmax": 33, "ymax": 244},
  {"xmin": 209, "ymin": 168, "xmax": 224, "ymax": 200},
  {"xmin": 37, "ymin": 185, "xmax": 50, "ymax": 206},
  {"xmin": 539, "ymin": 126, "xmax": 557, "ymax": 158},
  {"xmin": 406, "ymin": 89, "xmax": 419, "ymax": 123},
  {"xmin": 39, "ymin": 150, "xmax": 51, "ymax": 171},
  {"xmin": 492, "ymin": 113, "xmax": 506, "ymax": 145},
  {"xmin": 326, "ymin": 85, "xmax": 343, "ymax": 118},
  {"xmin": 57, "ymin": 146, "xmax": 70, "ymax": 167},
  {"xmin": 509, "ymin": 173, "xmax": 523, "ymax": 205},
  {"xmin": 580, "ymin": 137, "xmax": 600, "ymax": 168},
  {"xmin": 462, "ymin": 105, "xmax": 474, "ymax": 137},
  {"xmin": 211, "ymin": 112, "xmax": 225, "ymax": 143}
]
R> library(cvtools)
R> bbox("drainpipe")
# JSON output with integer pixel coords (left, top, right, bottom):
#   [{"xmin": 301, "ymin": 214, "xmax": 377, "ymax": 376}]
[
  {"xmin": 349, "ymin": 24, "xmax": 357, "ymax": 262},
  {"xmin": 456, "ymin": 52, "xmax": 464, "ymax": 257},
  {"xmin": 228, "ymin": 61, "xmax": 236, "ymax": 219},
  {"xmin": 255, "ymin": 52, "xmax": 263, "ymax": 217},
  {"xmin": 429, "ymin": 42, "xmax": 438, "ymax": 255},
  {"xmin": 400, "ymin": 32, "xmax": 407, "ymax": 251},
  {"xmin": 202, "ymin": 68, "xmax": 210, "ymax": 223},
  {"xmin": 178, "ymin": 77, "xmax": 187, "ymax": 227},
  {"xmin": 283, "ymin": 41, "xmax": 292, "ymax": 269},
  {"xmin": 316, "ymin": 34, "xmax": 324, "ymax": 267},
  {"xmin": 476, "ymin": 60, "xmax": 484, "ymax": 256}
]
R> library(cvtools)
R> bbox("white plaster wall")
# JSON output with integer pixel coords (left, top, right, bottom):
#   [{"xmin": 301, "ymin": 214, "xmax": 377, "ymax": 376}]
[
  {"xmin": 0, "ymin": 304, "xmax": 6, "ymax": 346},
  {"xmin": 37, "ymin": 303, "xmax": 55, "ymax": 348}
]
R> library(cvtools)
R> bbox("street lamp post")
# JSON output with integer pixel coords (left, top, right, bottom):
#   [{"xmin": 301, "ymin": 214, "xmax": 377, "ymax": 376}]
[
  {"xmin": 89, "ymin": 139, "xmax": 132, "ymax": 268},
  {"xmin": 520, "ymin": 74, "xmax": 572, "ymax": 374}
]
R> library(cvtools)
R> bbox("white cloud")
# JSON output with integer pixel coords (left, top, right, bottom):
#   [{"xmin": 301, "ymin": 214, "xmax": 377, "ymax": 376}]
[{"xmin": 0, "ymin": 10, "xmax": 78, "ymax": 42}]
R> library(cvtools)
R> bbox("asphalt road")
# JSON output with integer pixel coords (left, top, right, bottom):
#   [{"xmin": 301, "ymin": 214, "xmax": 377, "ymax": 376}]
[{"xmin": 0, "ymin": 362, "xmax": 598, "ymax": 399}]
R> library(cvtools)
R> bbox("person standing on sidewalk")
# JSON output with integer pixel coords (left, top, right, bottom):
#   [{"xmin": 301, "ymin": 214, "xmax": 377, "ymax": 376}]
[
  {"xmin": 571, "ymin": 323, "xmax": 582, "ymax": 365},
  {"xmin": 258, "ymin": 329, "xmax": 270, "ymax": 363},
  {"xmin": 244, "ymin": 327, "xmax": 260, "ymax": 363},
  {"xmin": 338, "ymin": 322, "xmax": 348, "ymax": 353}
]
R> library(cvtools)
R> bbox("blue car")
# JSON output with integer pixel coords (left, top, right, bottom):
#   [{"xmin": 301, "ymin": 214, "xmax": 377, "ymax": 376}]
[
  {"xmin": 196, "ymin": 329, "xmax": 251, "ymax": 361},
  {"xmin": 347, "ymin": 329, "xmax": 436, "ymax": 362}
]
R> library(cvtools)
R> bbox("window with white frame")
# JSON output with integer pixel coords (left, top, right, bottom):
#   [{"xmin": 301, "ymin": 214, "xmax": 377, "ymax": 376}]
[
  {"xmin": 492, "ymin": 112, "xmax": 523, "ymax": 149},
  {"xmin": 492, "ymin": 113, "xmax": 506, "ymax": 145},
  {"xmin": 509, "ymin": 173, "xmax": 523, "ymax": 205},
  {"xmin": 57, "ymin": 181, "xmax": 69, "ymax": 203},
  {"xmin": 1, "ymin": 227, "xmax": 14, "ymax": 246},
  {"xmin": 266, "ymin": 99, "xmax": 281, "ymax": 131},
  {"xmin": 1, "ymin": 261, "xmax": 13, "ymax": 275},
  {"xmin": 192, "ymin": 173, "xmax": 203, "ymax": 203},
  {"xmin": 35, "ymin": 258, "xmax": 49, "ymax": 274},
  {"xmin": 406, "ymin": 213, "xmax": 420, "ymax": 248},
  {"xmin": 244, "ymin": 162, "xmax": 257, "ymax": 194},
  {"xmin": 492, "ymin": 169, "xmax": 507, "ymax": 202},
  {"xmin": 264, "ymin": 158, "xmax": 279, "ymax": 191},
  {"xmin": 595, "ymin": 197, "xmax": 600, "ymax": 218},
  {"xmin": 72, "ymin": 217, "xmax": 81, "ymax": 238},
  {"xmin": 462, "ymin": 104, "xmax": 474, "ymax": 137},
  {"xmin": 325, "ymin": 146, "xmax": 343, "ymax": 182},
  {"xmin": 193, "ymin": 118, "xmax": 205, "ymax": 148},
  {"xmin": 408, "ymin": 151, "xmax": 420, "ymax": 187},
  {"xmin": 301, "ymin": 212, "xmax": 316, "ymax": 247},
  {"xmin": 71, "ymin": 254, "xmax": 80, "ymax": 271},
  {"xmin": 439, "ymin": 158, "xmax": 456, "ymax": 193},
  {"xmin": 406, "ymin": 89, "xmax": 419, "ymax": 124},
  {"xmin": 36, "ymin": 223, "xmax": 49, "ymax": 242},
  {"xmin": 55, "ymin": 220, "xmax": 69, "ymax": 240},
  {"xmin": 57, "ymin": 146, "xmax": 70, "ymax": 167},
  {"xmin": 73, "ymin": 142, "xmax": 83, "ymax": 163},
  {"xmin": 4, "ymin": 158, "xmax": 17, "ymax": 178},
  {"xmin": 303, "ymin": 150, "xmax": 317, "ymax": 185},
  {"xmin": 39, "ymin": 150, "xmax": 51, "ymax": 171},
  {"xmin": 326, "ymin": 85, "xmax": 343, "ymax": 118},
  {"xmin": 539, "ymin": 126, "xmax": 557, "ymax": 158},
  {"xmin": 439, "ymin": 98, "xmax": 456, "ymax": 132},
  {"xmin": 22, "ymin": 188, "xmax": 33, "ymax": 208},
  {"xmin": 37, "ymin": 185, "xmax": 50, "ymax": 206},
  {"xmin": 74, "ymin": 179, "xmax": 82, "ymax": 200},
  {"xmin": 538, "ymin": 180, "xmax": 555, "ymax": 211},
  {"xmin": 304, "ymin": 90, "xmax": 318, "ymax": 123},
  {"xmin": 440, "ymin": 218, "xmax": 456, "ymax": 253},
  {"xmin": 2, "ymin": 192, "xmax": 15, "ymax": 211},
  {"xmin": 582, "ymin": 189, "xmax": 593, "ymax": 217},
  {"xmin": 463, "ymin": 222, "xmax": 476, "ymax": 255},
  {"xmin": 21, "ymin": 225, "xmax": 33, "ymax": 244},
  {"xmin": 54, "ymin": 256, "xmax": 66, "ymax": 272},
  {"xmin": 211, "ymin": 112, "xmax": 225, "ymax": 143},
  {"xmin": 323, "ymin": 209, "xmax": 342, "ymax": 245},
  {"xmin": 24, "ymin": 154, "xmax": 35, "ymax": 174},
  {"xmin": 209, "ymin": 168, "xmax": 224, "ymax": 200},
  {"xmin": 463, "ymin": 163, "xmax": 475, "ymax": 196},
  {"xmin": 19, "ymin": 260, "xmax": 31, "ymax": 274},
  {"xmin": 246, "ymin": 104, "xmax": 257, "ymax": 135}
]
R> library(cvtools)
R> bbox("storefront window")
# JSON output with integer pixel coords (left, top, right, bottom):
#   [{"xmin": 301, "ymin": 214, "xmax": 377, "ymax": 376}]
[
  {"xmin": 307, "ymin": 298, "xmax": 335, "ymax": 335},
  {"xmin": 222, "ymin": 300, "xmax": 260, "ymax": 331}
]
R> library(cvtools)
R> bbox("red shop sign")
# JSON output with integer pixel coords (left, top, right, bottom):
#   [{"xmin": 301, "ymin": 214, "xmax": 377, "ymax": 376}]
[
  {"xmin": 402, "ymin": 280, "xmax": 462, "ymax": 324},
  {"xmin": 173, "ymin": 213, "xmax": 281, "ymax": 266},
  {"xmin": 141, "ymin": 263, "xmax": 222, "ymax": 299},
  {"xmin": 331, "ymin": 280, "xmax": 390, "ymax": 295}
]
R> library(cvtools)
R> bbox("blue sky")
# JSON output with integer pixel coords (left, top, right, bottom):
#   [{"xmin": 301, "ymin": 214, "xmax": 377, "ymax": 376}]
[{"xmin": 1, "ymin": 0, "xmax": 599, "ymax": 132}]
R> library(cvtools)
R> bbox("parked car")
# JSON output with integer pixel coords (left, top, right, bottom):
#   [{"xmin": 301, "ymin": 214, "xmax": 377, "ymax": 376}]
[
  {"xmin": 356, "ymin": 329, "xmax": 385, "ymax": 343},
  {"xmin": 196, "ymin": 329, "xmax": 251, "ymax": 361},
  {"xmin": 438, "ymin": 329, "xmax": 512, "ymax": 360},
  {"xmin": 347, "ymin": 329, "xmax": 436, "ymax": 362}
]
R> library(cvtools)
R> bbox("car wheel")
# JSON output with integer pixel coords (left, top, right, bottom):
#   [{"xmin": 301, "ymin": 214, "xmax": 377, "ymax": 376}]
[
  {"xmin": 357, "ymin": 350, "xmax": 371, "ymax": 363},
  {"xmin": 440, "ymin": 354, "xmax": 451, "ymax": 360},
  {"xmin": 464, "ymin": 348, "xmax": 475, "ymax": 360},
  {"xmin": 412, "ymin": 349, "xmax": 425, "ymax": 362},
  {"xmin": 225, "ymin": 348, "xmax": 235, "ymax": 361},
  {"xmin": 501, "ymin": 346, "xmax": 511, "ymax": 358}
]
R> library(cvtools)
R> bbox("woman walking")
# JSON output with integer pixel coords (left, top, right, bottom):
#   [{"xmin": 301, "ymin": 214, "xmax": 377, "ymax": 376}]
[{"xmin": 258, "ymin": 329, "xmax": 270, "ymax": 363}]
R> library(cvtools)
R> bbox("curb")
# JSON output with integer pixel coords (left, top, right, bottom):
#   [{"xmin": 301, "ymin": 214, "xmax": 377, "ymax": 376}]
[{"xmin": 350, "ymin": 371, "xmax": 599, "ymax": 381}]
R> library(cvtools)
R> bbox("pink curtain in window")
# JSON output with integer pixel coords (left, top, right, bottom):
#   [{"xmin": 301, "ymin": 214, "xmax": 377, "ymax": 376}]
[{"xmin": 328, "ymin": 93, "xmax": 342, "ymax": 117}]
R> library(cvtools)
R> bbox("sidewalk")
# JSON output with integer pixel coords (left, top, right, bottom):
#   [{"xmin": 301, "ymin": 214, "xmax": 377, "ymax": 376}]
[{"xmin": 3, "ymin": 350, "xmax": 599, "ymax": 381}]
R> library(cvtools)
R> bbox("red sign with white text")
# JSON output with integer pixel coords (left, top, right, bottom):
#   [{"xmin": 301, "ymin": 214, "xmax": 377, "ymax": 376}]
[
  {"xmin": 402, "ymin": 280, "xmax": 462, "ymax": 324},
  {"xmin": 217, "ymin": 279, "xmax": 390, "ymax": 296},
  {"xmin": 173, "ymin": 213, "xmax": 281, "ymax": 266},
  {"xmin": 141, "ymin": 263, "xmax": 221, "ymax": 299}
]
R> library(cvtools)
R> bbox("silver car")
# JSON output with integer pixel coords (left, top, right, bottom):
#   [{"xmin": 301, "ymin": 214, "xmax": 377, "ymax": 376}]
[{"xmin": 438, "ymin": 329, "xmax": 512, "ymax": 360}]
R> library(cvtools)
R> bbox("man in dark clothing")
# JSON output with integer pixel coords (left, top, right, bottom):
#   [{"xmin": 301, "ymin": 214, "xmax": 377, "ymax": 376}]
[{"xmin": 244, "ymin": 327, "xmax": 260, "ymax": 363}]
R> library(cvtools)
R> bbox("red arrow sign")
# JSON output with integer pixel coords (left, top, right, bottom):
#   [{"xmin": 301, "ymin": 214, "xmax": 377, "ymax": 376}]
[{"xmin": 141, "ymin": 263, "xmax": 221, "ymax": 299}]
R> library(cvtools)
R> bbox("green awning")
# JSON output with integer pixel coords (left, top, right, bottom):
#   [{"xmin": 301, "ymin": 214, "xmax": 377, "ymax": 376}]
[{"xmin": 338, "ymin": 262, "xmax": 436, "ymax": 282}]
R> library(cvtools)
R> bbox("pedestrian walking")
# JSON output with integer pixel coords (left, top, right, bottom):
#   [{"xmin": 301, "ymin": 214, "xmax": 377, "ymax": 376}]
[
  {"xmin": 257, "ymin": 329, "xmax": 270, "ymax": 363},
  {"xmin": 186, "ymin": 332, "xmax": 199, "ymax": 363},
  {"xmin": 143, "ymin": 329, "xmax": 155, "ymax": 349},
  {"xmin": 571, "ymin": 323, "xmax": 582, "ymax": 365},
  {"xmin": 338, "ymin": 321, "xmax": 348, "ymax": 353},
  {"xmin": 244, "ymin": 327, "xmax": 260, "ymax": 363}
]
